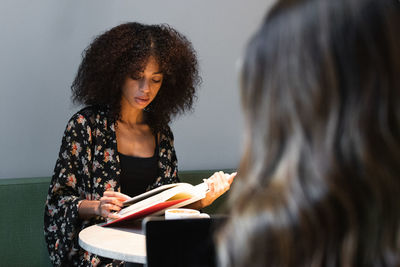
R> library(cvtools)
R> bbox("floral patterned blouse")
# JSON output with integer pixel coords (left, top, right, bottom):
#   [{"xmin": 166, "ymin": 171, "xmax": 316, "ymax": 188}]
[{"xmin": 44, "ymin": 106, "xmax": 179, "ymax": 266}]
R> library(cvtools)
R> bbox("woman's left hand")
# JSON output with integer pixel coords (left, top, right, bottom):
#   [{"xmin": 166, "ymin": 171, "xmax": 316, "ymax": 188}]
[{"xmin": 200, "ymin": 171, "xmax": 236, "ymax": 208}]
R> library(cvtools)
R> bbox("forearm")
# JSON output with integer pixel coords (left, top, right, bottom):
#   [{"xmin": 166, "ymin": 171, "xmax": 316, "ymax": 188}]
[{"xmin": 78, "ymin": 200, "xmax": 100, "ymax": 220}]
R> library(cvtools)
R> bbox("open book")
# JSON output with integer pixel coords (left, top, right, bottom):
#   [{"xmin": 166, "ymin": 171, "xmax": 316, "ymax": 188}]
[{"xmin": 102, "ymin": 182, "xmax": 209, "ymax": 227}]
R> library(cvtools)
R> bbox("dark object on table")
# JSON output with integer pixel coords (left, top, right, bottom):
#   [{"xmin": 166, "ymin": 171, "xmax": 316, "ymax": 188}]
[{"xmin": 143, "ymin": 215, "xmax": 227, "ymax": 267}]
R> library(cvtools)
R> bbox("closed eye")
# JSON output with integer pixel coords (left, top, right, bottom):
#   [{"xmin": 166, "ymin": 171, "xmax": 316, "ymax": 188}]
[{"xmin": 130, "ymin": 74, "xmax": 142, "ymax": 80}]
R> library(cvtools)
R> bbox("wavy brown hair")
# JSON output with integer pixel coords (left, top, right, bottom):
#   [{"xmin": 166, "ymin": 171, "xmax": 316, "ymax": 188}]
[
  {"xmin": 217, "ymin": 0, "xmax": 400, "ymax": 266},
  {"xmin": 71, "ymin": 22, "xmax": 200, "ymax": 133}
]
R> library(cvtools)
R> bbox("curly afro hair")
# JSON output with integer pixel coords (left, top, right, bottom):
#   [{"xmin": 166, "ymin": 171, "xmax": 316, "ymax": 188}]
[{"xmin": 71, "ymin": 22, "xmax": 200, "ymax": 133}]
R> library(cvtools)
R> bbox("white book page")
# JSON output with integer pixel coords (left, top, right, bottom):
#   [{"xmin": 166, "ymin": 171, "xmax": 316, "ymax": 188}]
[
  {"xmin": 143, "ymin": 182, "xmax": 209, "ymax": 216},
  {"xmin": 193, "ymin": 182, "xmax": 209, "ymax": 197},
  {"xmin": 118, "ymin": 183, "xmax": 196, "ymax": 216},
  {"xmin": 123, "ymin": 183, "xmax": 184, "ymax": 206}
]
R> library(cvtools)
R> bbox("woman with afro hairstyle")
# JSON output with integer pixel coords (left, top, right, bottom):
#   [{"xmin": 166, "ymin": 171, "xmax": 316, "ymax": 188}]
[
  {"xmin": 44, "ymin": 22, "xmax": 235, "ymax": 266},
  {"xmin": 217, "ymin": 0, "xmax": 400, "ymax": 266}
]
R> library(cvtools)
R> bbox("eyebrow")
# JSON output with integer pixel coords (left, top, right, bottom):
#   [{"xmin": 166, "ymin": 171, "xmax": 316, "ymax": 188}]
[{"xmin": 135, "ymin": 71, "xmax": 163, "ymax": 75}]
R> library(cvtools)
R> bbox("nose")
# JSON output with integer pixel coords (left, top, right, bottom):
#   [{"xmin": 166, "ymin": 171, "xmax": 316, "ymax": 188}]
[{"xmin": 139, "ymin": 79, "xmax": 150, "ymax": 92}]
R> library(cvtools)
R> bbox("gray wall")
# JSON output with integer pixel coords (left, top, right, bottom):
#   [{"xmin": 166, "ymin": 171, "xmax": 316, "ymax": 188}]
[{"xmin": 0, "ymin": 0, "xmax": 273, "ymax": 179}]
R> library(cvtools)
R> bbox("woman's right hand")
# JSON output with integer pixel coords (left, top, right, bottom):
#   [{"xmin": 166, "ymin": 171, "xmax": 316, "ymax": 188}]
[
  {"xmin": 96, "ymin": 191, "xmax": 130, "ymax": 219},
  {"xmin": 78, "ymin": 191, "xmax": 130, "ymax": 220}
]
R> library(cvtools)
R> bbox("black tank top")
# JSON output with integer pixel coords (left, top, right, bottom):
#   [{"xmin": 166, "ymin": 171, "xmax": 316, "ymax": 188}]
[{"xmin": 118, "ymin": 136, "xmax": 158, "ymax": 197}]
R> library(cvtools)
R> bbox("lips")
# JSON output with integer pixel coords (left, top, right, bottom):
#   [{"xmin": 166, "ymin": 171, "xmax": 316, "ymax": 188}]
[{"xmin": 135, "ymin": 96, "xmax": 150, "ymax": 105}]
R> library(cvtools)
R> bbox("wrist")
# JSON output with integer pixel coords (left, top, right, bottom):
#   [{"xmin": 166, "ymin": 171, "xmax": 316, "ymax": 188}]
[
  {"xmin": 94, "ymin": 200, "xmax": 101, "ymax": 217},
  {"xmin": 78, "ymin": 200, "xmax": 101, "ymax": 219},
  {"xmin": 200, "ymin": 197, "xmax": 212, "ymax": 209}
]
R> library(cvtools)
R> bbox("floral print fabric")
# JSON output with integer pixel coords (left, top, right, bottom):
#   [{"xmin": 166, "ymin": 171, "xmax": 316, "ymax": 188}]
[{"xmin": 44, "ymin": 106, "xmax": 179, "ymax": 266}]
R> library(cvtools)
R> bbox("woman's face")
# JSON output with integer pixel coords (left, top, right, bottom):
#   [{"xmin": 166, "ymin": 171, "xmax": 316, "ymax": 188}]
[{"xmin": 121, "ymin": 56, "xmax": 163, "ymax": 110}]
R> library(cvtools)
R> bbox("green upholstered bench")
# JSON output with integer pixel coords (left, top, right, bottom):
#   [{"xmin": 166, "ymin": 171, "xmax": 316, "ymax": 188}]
[{"xmin": 0, "ymin": 169, "xmax": 232, "ymax": 266}]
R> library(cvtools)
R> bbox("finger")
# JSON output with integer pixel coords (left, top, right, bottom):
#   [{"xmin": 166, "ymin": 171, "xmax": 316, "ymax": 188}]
[
  {"xmin": 101, "ymin": 203, "xmax": 122, "ymax": 212},
  {"xmin": 211, "ymin": 172, "xmax": 220, "ymax": 179},
  {"xmin": 214, "ymin": 176, "xmax": 230, "ymax": 194},
  {"xmin": 100, "ymin": 196, "xmax": 123, "ymax": 207},
  {"xmin": 226, "ymin": 172, "xmax": 236, "ymax": 184},
  {"xmin": 107, "ymin": 212, "xmax": 122, "ymax": 220},
  {"xmin": 116, "ymin": 192, "xmax": 131, "ymax": 201},
  {"xmin": 216, "ymin": 173, "xmax": 229, "ymax": 185},
  {"xmin": 216, "ymin": 171, "xmax": 226, "ymax": 180},
  {"xmin": 104, "ymin": 191, "xmax": 131, "ymax": 201},
  {"xmin": 219, "ymin": 172, "xmax": 235, "ymax": 184},
  {"xmin": 104, "ymin": 191, "xmax": 130, "ymax": 200},
  {"xmin": 103, "ymin": 190, "xmax": 117, "ymax": 196},
  {"xmin": 216, "ymin": 180, "xmax": 228, "ymax": 194},
  {"xmin": 213, "ymin": 177, "xmax": 228, "ymax": 193},
  {"xmin": 209, "ymin": 172, "xmax": 223, "ymax": 182},
  {"xmin": 207, "ymin": 179, "xmax": 216, "ymax": 193},
  {"xmin": 101, "ymin": 210, "xmax": 110, "ymax": 218},
  {"xmin": 102, "ymin": 209, "xmax": 121, "ymax": 219}
]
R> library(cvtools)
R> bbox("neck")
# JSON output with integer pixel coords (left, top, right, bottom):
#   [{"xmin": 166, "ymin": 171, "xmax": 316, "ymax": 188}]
[{"xmin": 119, "ymin": 100, "xmax": 145, "ymax": 126}]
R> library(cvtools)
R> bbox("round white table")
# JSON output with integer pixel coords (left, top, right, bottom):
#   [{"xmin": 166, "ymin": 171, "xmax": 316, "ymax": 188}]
[{"xmin": 79, "ymin": 224, "xmax": 146, "ymax": 264}]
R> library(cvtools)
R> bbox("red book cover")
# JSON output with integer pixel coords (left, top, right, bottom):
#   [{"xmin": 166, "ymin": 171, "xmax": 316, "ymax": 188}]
[{"xmin": 102, "ymin": 198, "xmax": 189, "ymax": 227}]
